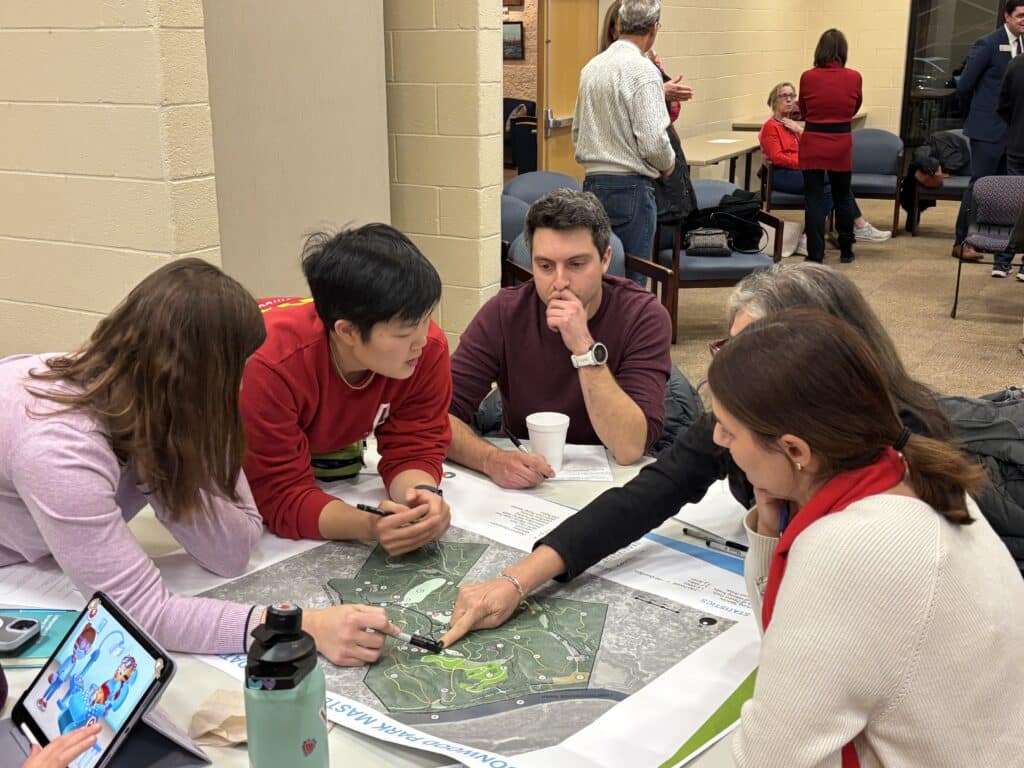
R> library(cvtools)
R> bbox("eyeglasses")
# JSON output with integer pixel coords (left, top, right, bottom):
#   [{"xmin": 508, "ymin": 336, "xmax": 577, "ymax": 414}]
[
  {"xmin": 708, "ymin": 337, "xmax": 729, "ymax": 356},
  {"xmin": 778, "ymin": 93, "xmax": 797, "ymax": 100}
]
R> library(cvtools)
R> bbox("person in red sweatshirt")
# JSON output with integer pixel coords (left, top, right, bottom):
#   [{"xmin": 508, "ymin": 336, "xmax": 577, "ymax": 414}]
[
  {"xmin": 798, "ymin": 29, "xmax": 862, "ymax": 264},
  {"xmin": 240, "ymin": 224, "xmax": 452, "ymax": 554}
]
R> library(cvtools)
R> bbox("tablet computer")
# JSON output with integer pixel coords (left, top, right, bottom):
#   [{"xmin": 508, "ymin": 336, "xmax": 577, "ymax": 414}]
[{"xmin": 10, "ymin": 593, "xmax": 174, "ymax": 768}]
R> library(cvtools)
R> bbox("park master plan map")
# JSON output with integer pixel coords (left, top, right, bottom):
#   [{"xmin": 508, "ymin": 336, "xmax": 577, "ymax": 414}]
[{"xmin": 200, "ymin": 527, "xmax": 736, "ymax": 756}]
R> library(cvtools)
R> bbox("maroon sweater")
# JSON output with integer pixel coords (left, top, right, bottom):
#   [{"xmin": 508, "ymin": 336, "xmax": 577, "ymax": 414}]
[{"xmin": 450, "ymin": 275, "xmax": 672, "ymax": 451}]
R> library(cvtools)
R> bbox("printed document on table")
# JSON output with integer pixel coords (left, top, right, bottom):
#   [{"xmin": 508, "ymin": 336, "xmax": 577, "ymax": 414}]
[
  {"xmin": 535, "ymin": 443, "xmax": 614, "ymax": 482},
  {"xmin": 441, "ymin": 469, "xmax": 578, "ymax": 551},
  {"xmin": 0, "ymin": 559, "xmax": 84, "ymax": 609}
]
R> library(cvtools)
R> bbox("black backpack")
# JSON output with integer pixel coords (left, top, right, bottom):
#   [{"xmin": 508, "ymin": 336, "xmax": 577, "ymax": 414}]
[
  {"xmin": 687, "ymin": 189, "xmax": 765, "ymax": 253},
  {"xmin": 653, "ymin": 127, "xmax": 697, "ymax": 226}
]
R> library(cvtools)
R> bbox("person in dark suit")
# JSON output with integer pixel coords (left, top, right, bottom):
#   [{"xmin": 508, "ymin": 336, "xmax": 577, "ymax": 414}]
[
  {"xmin": 953, "ymin": 1, "xmax": 1024, "ymax": 269},
  {"xmin": 798, "ymin": 29, "xmax": 862, "ymax": 264}
]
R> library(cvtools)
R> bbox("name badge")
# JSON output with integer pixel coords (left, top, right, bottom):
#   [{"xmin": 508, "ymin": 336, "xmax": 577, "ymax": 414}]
[{"xmin": 999, "ymin": 44, "xmax": 1013, "ymax": 52}]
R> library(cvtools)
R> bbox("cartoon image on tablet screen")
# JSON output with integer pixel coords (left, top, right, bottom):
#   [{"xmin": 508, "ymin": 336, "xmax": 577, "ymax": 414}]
[{"xmin": 24, "ymin": 598, "xmax": 161, "ymax": 768}]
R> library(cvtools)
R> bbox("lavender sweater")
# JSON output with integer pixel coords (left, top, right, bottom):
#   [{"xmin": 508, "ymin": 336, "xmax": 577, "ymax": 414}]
[{"xmin": 0, "ymin": 355, "xmax": 263, "ymax": 654}]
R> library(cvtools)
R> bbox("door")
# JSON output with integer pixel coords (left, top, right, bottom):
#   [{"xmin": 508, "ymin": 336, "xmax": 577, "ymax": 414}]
[{"xmin": 537, "ymin": 0, "xmax": 600, "ymax": 178}]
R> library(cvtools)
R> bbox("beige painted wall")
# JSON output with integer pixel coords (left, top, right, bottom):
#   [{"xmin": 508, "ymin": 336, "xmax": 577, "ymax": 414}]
[
  {"xmin": 504, "ymin": 0, "xmax": 539, "ymax": 100},
  {"xmin": 202, "ymin": 0, "xmax": 391, "ymax": 299},
  {"xmin": 383, "ymin": 0, "xmax": 504, "ymax": 350},
  {"xmin": 0, "ymin": 0, "xmax": 219, "ymax": 355},
  {"xmin": 652, "ymin": 0, "xmax": 910, "ymax": 182}
]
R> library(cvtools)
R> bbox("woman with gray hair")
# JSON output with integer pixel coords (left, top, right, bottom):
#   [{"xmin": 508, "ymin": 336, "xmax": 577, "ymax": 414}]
[{"xmin": 441, "ymin": 261, "xmax": 953, "ymax": 647}]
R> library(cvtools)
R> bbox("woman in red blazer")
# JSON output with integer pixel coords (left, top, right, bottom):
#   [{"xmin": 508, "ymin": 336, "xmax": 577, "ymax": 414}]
[{"xmin": 798, "ymin": 29, "xmax": 862, "ymax": 263}]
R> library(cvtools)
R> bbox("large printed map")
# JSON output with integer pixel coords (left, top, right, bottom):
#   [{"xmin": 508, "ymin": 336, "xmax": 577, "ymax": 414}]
[
  {"xmin": 200, "ymin": 527, "xmax": 736, "ymax": 755},
  {"xmin": 327, "ymin": 542, "xmax": 608, "ymax": 722}
]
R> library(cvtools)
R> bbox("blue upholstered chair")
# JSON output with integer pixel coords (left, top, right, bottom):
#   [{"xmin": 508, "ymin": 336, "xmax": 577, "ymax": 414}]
[
  {"xmin": 503, "ymin": 171, "xmax": 580, "ymax": 206},
  {"xmin": 850, "ymin": 128, "xmax": 904, "ymax": 233},
  {"xmin": 952, "ymin": 175, "xmax": 1024, "ymax": 318},
  {"xmin": 654, "ymin": 179, "xmax": 783, "ymax": 343},
  {"xmin": 758, "ymin": 161, "xmax": 805, "ymax": 213},
  {"xmin": 502, "ymin": 231, "xmax": 675, "ymax": 323},
  {"xmin": 501, "ymin": 194, "xmax": 531, "ymax": 245}
]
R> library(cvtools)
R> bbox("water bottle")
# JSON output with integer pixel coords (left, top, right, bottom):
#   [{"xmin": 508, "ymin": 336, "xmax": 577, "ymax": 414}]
[{"xmin": 244, "ymin": 604, "xmax": 328, "ymax": 767}]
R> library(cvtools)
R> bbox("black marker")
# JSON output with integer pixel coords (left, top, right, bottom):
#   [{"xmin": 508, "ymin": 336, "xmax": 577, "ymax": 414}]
[
  {"xmin": 356, "ymin": 503, "xmax": 393, "ymax": 517},
  {"xmin": 394, "ymin": 631, "xmax": 443, "ymax": 653}
]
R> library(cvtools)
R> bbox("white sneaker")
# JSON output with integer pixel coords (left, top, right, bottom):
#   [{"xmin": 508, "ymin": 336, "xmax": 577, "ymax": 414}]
[
  {"xmin": 794, "ymin": 234, "xmax": 808, "ymax": 256},
  {"xmin": 992, "ymin": 268, "xmax": 1009, "ymax": 278},
  {"xmin": 1017, "ymin": 272, "xmax": 1024, "ymax": 282},
  {"xmin": 853, "ymin": 223, "xmax": 892, "ymax": 242}
]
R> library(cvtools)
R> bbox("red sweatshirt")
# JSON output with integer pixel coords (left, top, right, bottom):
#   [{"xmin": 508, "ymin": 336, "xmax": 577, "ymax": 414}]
[
  {"xmin": 758, "ymin": 118, "xmax": 801, "ymax": 169},
  {"xmin": 240, "ymin": 298, "xmax": 452, "ymax": 540}
]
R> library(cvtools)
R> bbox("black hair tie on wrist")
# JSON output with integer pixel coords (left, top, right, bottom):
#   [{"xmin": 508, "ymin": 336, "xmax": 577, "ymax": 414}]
[{"xmin": 893, "ymin": 427, "xmax": 912, "ymax": 452}]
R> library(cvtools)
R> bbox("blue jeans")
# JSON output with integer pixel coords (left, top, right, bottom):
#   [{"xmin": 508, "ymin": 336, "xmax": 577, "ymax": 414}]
[
  {"xmin": 771, "ymin": 168, "xmax": 863, "ymax": 219},
  {"xmin": 583, "ymin": 174, "xmax": 657, "ymax": 286}
]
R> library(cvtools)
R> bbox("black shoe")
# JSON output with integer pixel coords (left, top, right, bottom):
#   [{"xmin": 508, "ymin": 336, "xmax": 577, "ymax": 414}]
[
  {"xmin": 804, "ymin": 256, "xmax": 824, "ymax": 263},
  {"xmin": 840, "ymin": 253, "xmax": 855, "ymax": 263}
]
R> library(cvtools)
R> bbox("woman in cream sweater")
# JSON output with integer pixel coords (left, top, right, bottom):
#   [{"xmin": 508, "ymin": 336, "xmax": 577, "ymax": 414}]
[{"xmin": 708, "ymin": 308, "xmax": 1024, "ymax": 767}]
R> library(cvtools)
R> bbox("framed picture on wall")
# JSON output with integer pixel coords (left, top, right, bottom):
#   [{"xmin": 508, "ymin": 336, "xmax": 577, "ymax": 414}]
[{"xmin": 503, "ymin": 21, "xmax": 525, "ymax": 60}]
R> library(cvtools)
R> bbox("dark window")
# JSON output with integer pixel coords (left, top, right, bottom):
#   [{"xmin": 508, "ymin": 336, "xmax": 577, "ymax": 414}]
[{"xmin": 900, "ymin": 0, "xmax": 1005, "ymax": 146}]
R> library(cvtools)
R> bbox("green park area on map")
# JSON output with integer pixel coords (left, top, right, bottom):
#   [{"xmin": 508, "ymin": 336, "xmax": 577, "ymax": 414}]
[{"xmin": 328, "ymin": 541, "xmax": 608, "ymax": 715}]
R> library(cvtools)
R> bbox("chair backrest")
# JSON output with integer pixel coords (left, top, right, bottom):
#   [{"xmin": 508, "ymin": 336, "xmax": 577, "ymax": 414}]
[
  {"xmin": 501, "ymin": 195, "xmax": 531, "ymax": 244},
  {"xmin": 691, "ymin": 178, "xmax": 742, "ymax": 209},
  {"xmin": 852, "ymin": 128, "xmax": 903, "ymax": 176},
  {"xmin": 503, "ymin": 171, "xmax": 581, "ymax": 205},
  {"xmin": 972, "ymin": 176, "xmax": 1024, "ymax": 227},
  {"xmin": 508, "ymin": 231, "xmax": 625, "ymax": 277}
]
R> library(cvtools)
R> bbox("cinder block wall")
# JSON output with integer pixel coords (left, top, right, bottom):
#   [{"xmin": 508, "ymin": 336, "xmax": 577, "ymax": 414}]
[
  {"xmin": 383, "ymin": 0, "xmax": 504, "ymax": 350},
  {"xmin": 0, "ymin": 0, "xmax": 219, "ymax": 355},
  {"xmin": 649, "ymin": 0, "xmax": 910, "ymax": 182}
]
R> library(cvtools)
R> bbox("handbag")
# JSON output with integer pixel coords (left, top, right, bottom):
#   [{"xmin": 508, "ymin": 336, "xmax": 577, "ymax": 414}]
[{"xmin": 683, "ymin": 227, "xmax": 732, "ymax": 257}]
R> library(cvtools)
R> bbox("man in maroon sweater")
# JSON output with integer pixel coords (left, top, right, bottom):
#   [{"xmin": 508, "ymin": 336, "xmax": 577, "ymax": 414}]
[
  {"xmin": 240, "ymin": 225, "xmax": 452, "ymax": 554},
  {"xmin": 448, "ymin": 189, "xmax": 672, "ymax": 489}
]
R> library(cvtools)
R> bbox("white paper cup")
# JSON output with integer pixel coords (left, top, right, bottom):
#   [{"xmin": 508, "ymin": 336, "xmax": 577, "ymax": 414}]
[{"xmin": 525, "ymin": 411, "xmax": 570, "ymax": 472}]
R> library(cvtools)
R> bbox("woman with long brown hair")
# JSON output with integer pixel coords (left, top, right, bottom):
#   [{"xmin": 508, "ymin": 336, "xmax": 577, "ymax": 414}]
[
  {"xmin": 711, "ymin": 308, "xmax": 1024, "ymax": 765},
  {"xmin": 0, "ymin": 259, "xmax": 396, "ymax": 665}
]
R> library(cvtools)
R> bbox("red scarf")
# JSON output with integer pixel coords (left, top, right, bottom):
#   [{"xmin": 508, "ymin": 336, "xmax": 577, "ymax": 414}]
[{"xmin": 760, "ymin": 447, "xmax": 905, "ymax": 768}]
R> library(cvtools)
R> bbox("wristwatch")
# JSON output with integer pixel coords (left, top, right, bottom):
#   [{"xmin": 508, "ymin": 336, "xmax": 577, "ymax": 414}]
[
  {"xmin": 414, "ymin": 484, "xmax": 443, "ymax": 498},
  {"xmin": 571, "ymin": 342, "xmax": 608, "ymax": 368}
]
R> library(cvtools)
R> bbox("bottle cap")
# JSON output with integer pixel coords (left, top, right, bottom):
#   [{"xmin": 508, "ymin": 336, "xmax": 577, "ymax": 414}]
[{"xmin": 264, "ymin": 603, "xmax": 303, "ymax": 634}]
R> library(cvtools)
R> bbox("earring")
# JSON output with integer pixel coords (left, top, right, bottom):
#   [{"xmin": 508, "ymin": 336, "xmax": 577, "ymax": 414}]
[{"xmin": 794, "ymin": 461, "xmax": 803, "ymax": 472}]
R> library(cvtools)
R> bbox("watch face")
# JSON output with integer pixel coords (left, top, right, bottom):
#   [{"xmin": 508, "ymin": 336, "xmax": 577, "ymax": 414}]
[{"xmin": 592, "ymin": 343, "xmax": 608, "ymax": 364}]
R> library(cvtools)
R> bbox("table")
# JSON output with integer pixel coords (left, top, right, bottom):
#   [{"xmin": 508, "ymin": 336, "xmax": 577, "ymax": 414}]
[
  {"xmin": 683, "ymin": 131, "xmax": 762, "ymax": 190},
  {"xmin": 1, "ymin": 454, "xmax": 742, "ymax": 768},
  {"xmin": 730, "ymin": 111, "xmax": 869, "ymax": 132}
]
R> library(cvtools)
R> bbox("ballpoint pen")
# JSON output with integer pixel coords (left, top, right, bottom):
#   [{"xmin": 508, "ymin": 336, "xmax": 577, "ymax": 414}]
[{"xmin": 681, "ymin": 523, "xmax": 749, "ymax": 553}]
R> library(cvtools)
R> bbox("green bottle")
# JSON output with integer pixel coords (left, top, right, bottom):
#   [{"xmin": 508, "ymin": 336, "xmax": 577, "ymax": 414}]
[{"xmin": 244, "ymin": 604, "xmax": 328, "ymax": 767}]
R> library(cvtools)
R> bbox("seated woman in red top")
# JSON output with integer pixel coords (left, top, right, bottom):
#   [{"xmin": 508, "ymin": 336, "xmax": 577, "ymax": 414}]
[
  {"xmin": 759, "ymin": 81, "xmax": 891, "ymax": 256},
  {"xmin": 796, "ymin": 29, "xmax": 863, "ymax": 264}
]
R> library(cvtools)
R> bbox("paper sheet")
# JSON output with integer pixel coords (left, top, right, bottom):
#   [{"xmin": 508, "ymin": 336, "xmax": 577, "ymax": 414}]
[
  {"xmin": 0, "ymin": 558, "xmax": 84, "ymax": 609},
  {"xmin": 541, "ymin": 444, "xmax": 614, "ymax": 482},
  {"xmin": 708, "ymin": 138, "xmax": 741, "ymax": 144}
]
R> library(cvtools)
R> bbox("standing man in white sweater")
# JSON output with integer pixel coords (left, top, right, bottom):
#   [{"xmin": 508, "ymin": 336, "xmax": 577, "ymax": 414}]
[{"xmin": 573, "ymin": 0, "xmax": 674, "ymax": 285}]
